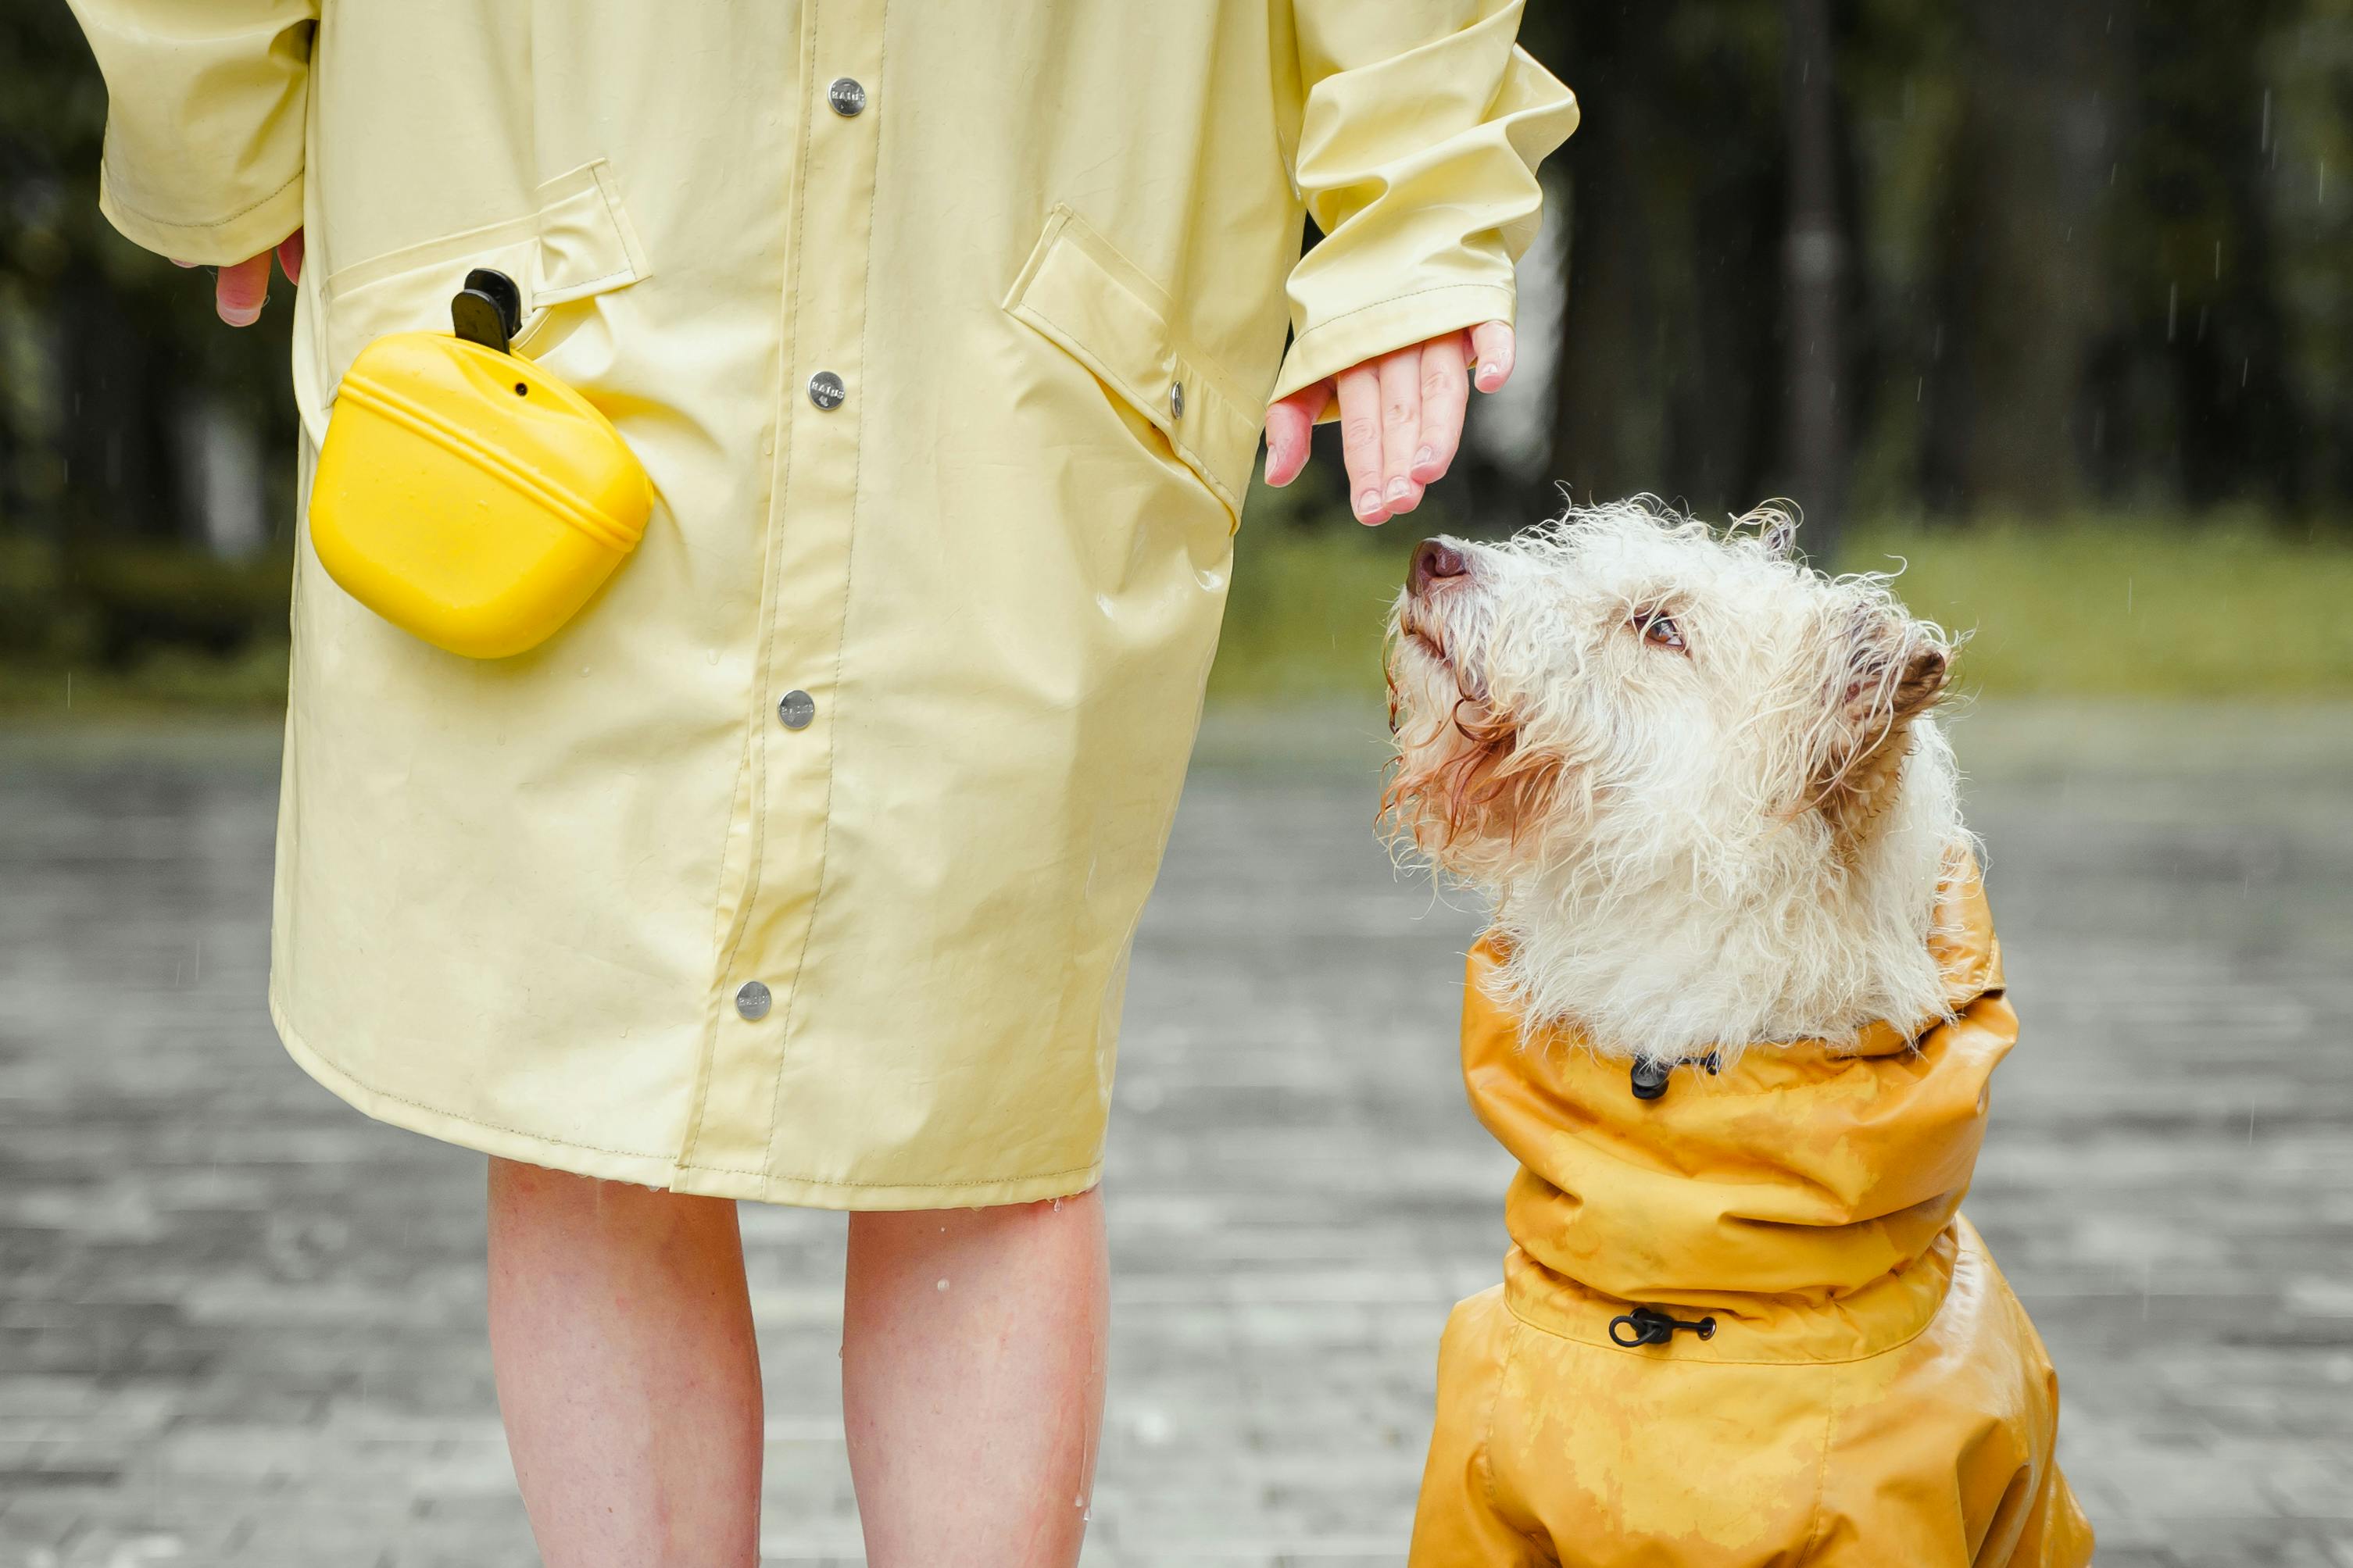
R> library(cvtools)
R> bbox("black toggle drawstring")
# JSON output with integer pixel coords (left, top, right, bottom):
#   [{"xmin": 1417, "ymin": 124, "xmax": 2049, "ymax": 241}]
[
  {"xmin": 1629, "ymin": 1051, "xmax": 1721, "ymax": 1101},
  {"xmin": 1607, "ymin": 1305, "xmax": 1719, "ymax": 1348}
]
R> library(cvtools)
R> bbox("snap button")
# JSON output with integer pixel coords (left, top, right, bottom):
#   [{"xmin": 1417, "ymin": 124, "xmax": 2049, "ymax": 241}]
[
  {"xmin": 828, "ymin": 77, "xmax": 867, "ymax": 116},
  {"xmin": 1169, "ymin": 380, "xmax": 1184, "ymax": 419},
  {"xmin": 778, "ymin": 689, "xmax": 816, "ymax": 730},
  {"xmin": 808, "ymin": 370, "xmax": 846, "ymax": 410},
  {"xmin": 735, "ymin": 980, "xmax": 773, "ymax": 1021}
]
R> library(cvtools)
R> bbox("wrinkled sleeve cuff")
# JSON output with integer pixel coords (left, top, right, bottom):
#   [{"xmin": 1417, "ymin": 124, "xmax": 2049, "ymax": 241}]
[
  {"xmin": 98, "ymin": 160, "xmax": 305, "ymax": 266},
  {"xmin": 1270, "ymin": 280, "xmax": 1517, "ymax": 410}
]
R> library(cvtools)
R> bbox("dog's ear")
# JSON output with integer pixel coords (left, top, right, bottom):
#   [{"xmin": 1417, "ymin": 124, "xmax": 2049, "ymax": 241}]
[{"xmin": 1812, "ymin": 610, "xmax": 1949, "ymax": 837}]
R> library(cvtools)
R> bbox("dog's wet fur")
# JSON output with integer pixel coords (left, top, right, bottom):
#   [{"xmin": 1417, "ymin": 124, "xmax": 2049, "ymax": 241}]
[{"xmin": 1385, "ymin": 498, "xmax": 1967, "ymax": 1065}]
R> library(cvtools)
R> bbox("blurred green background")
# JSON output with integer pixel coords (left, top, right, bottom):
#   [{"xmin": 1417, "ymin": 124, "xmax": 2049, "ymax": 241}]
[{"xmin": 3, "ymin": 2, "xmax": 2350, "ymax": 716}]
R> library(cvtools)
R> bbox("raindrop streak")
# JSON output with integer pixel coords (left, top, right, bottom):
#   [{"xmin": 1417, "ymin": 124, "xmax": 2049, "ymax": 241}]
[{"xmin": 2166, "ymin": 284, "xmax": 2178, "ymax": 342}]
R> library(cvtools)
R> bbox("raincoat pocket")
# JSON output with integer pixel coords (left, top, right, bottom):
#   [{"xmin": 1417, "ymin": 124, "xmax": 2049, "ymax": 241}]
[
  {"xmin": 306, "ymin": 159, "xmax": 655, "ymax": 658},
  {"xmin": 311, "ymin": 159, "xmax": 652, "ymax": 446},
  {"xmin": 1003, "ymin": 205, "xmax": 1258, "ymax": 527}
]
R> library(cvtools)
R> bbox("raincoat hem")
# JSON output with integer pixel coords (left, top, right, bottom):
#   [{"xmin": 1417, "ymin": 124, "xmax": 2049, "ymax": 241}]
[{"xmin": 272, "ymin": 990, "xmax": 1103, "ymax": 1210}]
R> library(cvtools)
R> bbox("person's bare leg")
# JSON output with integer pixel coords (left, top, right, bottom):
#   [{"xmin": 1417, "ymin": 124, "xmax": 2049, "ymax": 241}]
[
  {"xmin": 486, "ymin": 1158, "xmax": 764, "ymax": 1566},
  {"xmin": 843, "ymin": 1188, "xmax": 1109, "ymax": 1567}
]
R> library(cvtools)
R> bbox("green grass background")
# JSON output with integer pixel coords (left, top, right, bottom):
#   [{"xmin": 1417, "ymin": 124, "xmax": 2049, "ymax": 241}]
[
  {"xmin": 1209, "ymin": 513, "xmax": 2353, "ymax": 708},
  {"xmin": 3, "ymin": 511, "xmax": 2349, "ymax": 716}
]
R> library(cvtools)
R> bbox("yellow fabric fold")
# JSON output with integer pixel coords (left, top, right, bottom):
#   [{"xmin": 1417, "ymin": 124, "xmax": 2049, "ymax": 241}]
[
  {"xmin": 1462, "ymin": 865, "xmax": 2012, "ymax": 1359},
  {"xmin": 1414, "ymin": 866, "xmax": 2093, "ymax": 1562},
  {"xmin": 70, "ymin": 0, "xmax": 315, "ymax": 263},
  {"xmin": 1275, "ymin": 2, "xmax": 1579, "ymax": 402}
]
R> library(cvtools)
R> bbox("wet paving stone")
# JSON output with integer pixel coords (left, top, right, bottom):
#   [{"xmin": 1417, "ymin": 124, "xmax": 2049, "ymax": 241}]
[{"xmin": 1, "ymin": 702, "xmax": 2348, "ymax": 1566}]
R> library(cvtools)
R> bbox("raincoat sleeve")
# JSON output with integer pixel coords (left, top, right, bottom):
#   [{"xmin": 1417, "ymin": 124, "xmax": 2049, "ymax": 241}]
[
  {"xmin": 66, "ymin": 0, "xmax": 316, "ymax": 264},
  {"xmin": 1271, "ymin": 0, "xmax": 1579, "ymax": 403}
]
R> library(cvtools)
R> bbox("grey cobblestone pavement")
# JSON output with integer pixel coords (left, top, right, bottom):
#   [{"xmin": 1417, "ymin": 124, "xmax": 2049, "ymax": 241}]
[{"xmin": 2, "ymin": 702, "xmax": 2349, "ymax": 1566}]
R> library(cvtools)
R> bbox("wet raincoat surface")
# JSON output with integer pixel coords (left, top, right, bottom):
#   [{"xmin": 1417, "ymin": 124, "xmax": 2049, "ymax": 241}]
[
  {"xmin": 1411, "ymin": 872, "xmax": 2094, "ymax": 1565},
  {"xmin": 69, "ymin": 2, "xmax": 1575, "ymax": 1207}
]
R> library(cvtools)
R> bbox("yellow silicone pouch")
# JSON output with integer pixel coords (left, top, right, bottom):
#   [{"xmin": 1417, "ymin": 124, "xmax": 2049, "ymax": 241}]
[{"xmin": 309, "ymin": 331, "xmax": 651, "ymax": 659}]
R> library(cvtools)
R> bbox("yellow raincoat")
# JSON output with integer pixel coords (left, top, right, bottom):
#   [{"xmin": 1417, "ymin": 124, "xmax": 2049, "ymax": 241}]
[
  {"xmin": 1412, "ymin": 872, "xmax": 2094, "ymax": 1565},
  {"xmin": 68, "ymin": 2, "xmax": 1576, "ymax": 1207}
]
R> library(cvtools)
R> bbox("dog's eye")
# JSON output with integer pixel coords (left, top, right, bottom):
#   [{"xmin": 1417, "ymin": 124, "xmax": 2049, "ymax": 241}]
[{"xmin": 1632, "ymin": 611, "xmax": 1686, "ymax": 652}]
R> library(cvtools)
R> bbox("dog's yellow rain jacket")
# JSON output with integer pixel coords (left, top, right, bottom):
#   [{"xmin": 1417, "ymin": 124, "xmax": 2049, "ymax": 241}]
[{"xmin": 1412, "ymin": 870, "xmax": 2094, "ymax": 1566}]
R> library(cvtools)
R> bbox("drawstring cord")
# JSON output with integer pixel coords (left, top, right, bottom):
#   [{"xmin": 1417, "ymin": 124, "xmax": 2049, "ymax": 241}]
[
  {"xmin": 1629, "ymin": 1051, "xmax": 1721, "ymax": 1101},
  {"xmin": 1608, "ymin": 1305, "xmax": 1719, "ymax": 1348}
]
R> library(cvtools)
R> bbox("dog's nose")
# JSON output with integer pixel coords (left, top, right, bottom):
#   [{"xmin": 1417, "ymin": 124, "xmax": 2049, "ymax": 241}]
[{"xmin": 1410, "ymin": 539, "xmax": 1470, "ymax": 595}]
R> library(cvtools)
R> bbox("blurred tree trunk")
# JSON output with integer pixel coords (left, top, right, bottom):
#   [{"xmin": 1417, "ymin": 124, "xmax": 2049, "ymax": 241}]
[
  {"xmin": 1543, "ymin": 1, "xmax": 1787, "ymax": 521},
  {"xmin": 1782, "ymin": 0, "xmax": 1846, "ymax": 561},
  {"xmin": 1921, "ymin": 0, "xmax": 2114, "ymax": 516},
  {"xmin": 1547, "ymin": 3, "xmax": 1667, "ymax": 511},
  {"xmin": 2092, "ymin": 0, "xmax": 2303, "ymax": 512},
  {"xmin": 56, "ymin": 271, "xmax": 182, "ymax": 540}
]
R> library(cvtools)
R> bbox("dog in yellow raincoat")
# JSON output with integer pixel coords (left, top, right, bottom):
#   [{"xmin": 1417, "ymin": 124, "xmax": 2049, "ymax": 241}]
[{"xmin": 1385, "ymin": 502, "xmax": 2094, "ymax": 1566}]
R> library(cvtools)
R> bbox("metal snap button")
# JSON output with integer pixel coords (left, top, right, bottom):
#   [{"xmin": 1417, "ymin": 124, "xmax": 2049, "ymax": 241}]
[
  {"xmin": 735, "ymin": 980, "xmax": 773, "ymax": 1020},
  {"xmin": 808, "ymin": 370, "xmax": 846, "ymax": 410},
  {"xmin": 778, "ymin": 689, "xmax": 817, "ymax": 730},
  {"xmin": 1169, "ymin": 380, "xmax": 1184, "ymax": 419},
  {"xmin": 828, "ymin": 77, "xmax": 867, "ymax": 116}
]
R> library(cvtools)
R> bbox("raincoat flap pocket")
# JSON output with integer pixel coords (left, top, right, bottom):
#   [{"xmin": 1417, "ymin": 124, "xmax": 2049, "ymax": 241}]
[
  {"xmin": 309, "ymin": 159, "xmax": 650, "ymax": 445},
  {"xmin": 527, "ymin": 159, "xmax": 654, "ymax": 307},
  {"xmin": 1004, "ymin": 205, "xmax": 1258, "ymax": 518}
]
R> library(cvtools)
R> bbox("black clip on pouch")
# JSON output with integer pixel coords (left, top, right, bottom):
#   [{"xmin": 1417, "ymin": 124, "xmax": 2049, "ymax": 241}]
[{"xmin": 451, "ymin": 267, "xmax": 524, "ymax": 354}]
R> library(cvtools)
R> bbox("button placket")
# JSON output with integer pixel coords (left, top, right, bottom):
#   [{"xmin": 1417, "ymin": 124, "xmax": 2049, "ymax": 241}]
[{"xmin": 683, "ymin": 0, "xmax": 892, "ymax": 1177}]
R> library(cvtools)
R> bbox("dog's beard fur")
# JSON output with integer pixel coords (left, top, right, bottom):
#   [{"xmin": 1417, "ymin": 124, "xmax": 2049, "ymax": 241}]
[{"xmin": 1385, "ymin": 499, "xmax": 1971, "ymax": 1066}]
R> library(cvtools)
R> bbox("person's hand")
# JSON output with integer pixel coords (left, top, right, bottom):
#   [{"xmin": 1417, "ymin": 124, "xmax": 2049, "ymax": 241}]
[
  {"xmin": 1263, "ymin": 321, "xmax": 1515, "ymax": 524},
  {"xmin": 173, "ymin": 230, "xmax": 304, "ymax": 327}
]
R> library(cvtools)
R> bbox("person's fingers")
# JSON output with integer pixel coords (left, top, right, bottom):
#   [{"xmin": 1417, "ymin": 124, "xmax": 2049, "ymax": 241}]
[
  {"xmin": 1336, "ymin": 360, "xmax": 1389, "ymax": 524},
  {"xmin": 1412, "ymin": 331, "xmax": 1472, "ymax": 485},
  {"xmin": 1377, "ymin": 345, "xmax": 1424, "ymax": 516},
  {"xmin": 213, "ymin": 252, "xmax": 273, "ymax": 327},
  {"xmin": 171, "ymin": 259, "xmax": 197, "ymax": 270},
  {"xmin": 1262, "ymin": 382, "xmax": 1328, "ymax": 488},
  {"xmin": 276, "ymin": 228, "xmax": 305, "ymax": 287},
  {"xmin": 1470, "ymin": 320, "xmax": 1516, "ymax": 394}
]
